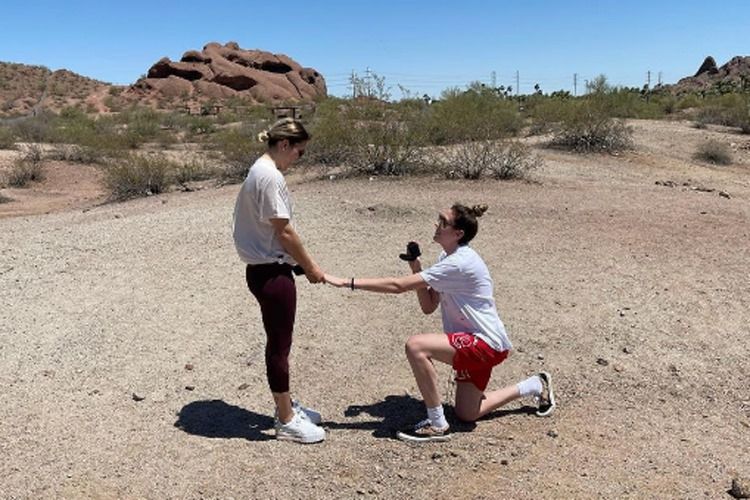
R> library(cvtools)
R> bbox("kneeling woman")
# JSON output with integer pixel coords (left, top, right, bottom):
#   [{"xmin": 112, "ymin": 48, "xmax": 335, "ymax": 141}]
[{"xmin": 325, "ymin": 203, "xmax": 555, "ymax": 442}]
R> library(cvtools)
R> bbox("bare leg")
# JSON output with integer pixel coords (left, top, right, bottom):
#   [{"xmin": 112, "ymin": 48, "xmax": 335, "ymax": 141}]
[
  {"xmin": 404, "ymin": 334, "xmax": 456, "ymax": 408},
  {"xmin": 273, "ymin": 392, "xmax": 294, "ymax": 423},
  {"xmin": 454, "ymin": 381, "xmax": 523, "ymax": 422}
]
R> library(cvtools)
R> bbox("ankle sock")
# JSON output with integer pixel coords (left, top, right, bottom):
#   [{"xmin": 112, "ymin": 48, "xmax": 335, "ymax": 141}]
[
  {"xmin": 427, "ymin": 405, "xmax": 448, "ymax": 429},
  {"xmin": 517, "ymin": 375, "xmax": 543, "ymax": 398}
]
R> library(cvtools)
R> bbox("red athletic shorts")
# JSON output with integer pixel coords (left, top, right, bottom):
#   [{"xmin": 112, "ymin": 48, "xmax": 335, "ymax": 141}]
[{"xmin": 447, "ymin": 332, "xmax": 509, "ymax": 392}]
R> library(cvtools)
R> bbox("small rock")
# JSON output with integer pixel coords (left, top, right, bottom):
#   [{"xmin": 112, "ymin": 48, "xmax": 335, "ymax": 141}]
[
  {"xmin": 356, "ymin": 489, "xmax": 366, "ymax": 495},
  {"xmin": 431, "ymin": 452, "xmax": 443, "ymax": 460},
  {"xmin": 596, "ymin": 357, "xmax": 609, "ymax": 366},
  {"xmin": 132, "ymin": 393, "xmax": 145, "ymax": 402},
  {"xmin": 622, "ymin": 347, "xmax": 631, "ymax": 354},
  {"xmin": 719, "ymin": 191, "xmax": 731, "ymax": 199},
  {"xmin": 500, "ymin": 459, "xmax": 509, "ymax": 465},
  {"xmin": 730, "ymin": 477, "xmax": 750, "ymax": 499},
  {"xmin": 613, "ymin": 364, "xmax": 624, "ymax": 373},
  {"xmin": 185, "ymin": 385, "xmax": 195, "ymax": 391},
  {"xmin": 184, "ymin": 363, "xmax": 194, "ymax": 371},
  {"xmin": 237, "ymin": 383, "xmax": 249, "ymax": 390},
  {"xmin": 537, "ymin": 354, "xmax": 545, "ymax": 360},
  {"xmin": 547, "ymin": 429, "xmax": 558, "ymax": 438}
]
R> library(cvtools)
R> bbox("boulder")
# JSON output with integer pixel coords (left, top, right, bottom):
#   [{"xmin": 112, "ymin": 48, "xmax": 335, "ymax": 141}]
[
  {"xmin": 127, "ymin": 41, "xmax": 326, "ymax": 106},
  {"xmin": 694, "ymin": 56, "xmax": 718, "ymax": 77}
]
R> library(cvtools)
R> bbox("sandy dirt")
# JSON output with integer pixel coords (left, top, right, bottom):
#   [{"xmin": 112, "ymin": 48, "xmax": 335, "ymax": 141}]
[{"xmin": 1, "ymin": 120, "xmax": 749, "ymax": 499}]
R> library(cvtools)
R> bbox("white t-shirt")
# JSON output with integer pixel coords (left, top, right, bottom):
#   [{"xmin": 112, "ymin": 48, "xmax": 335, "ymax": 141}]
[
  {"xmin": 232, "ymin": 155, "xmax": 296, "ymax": 265},
  {"xmin": 419, "ymin": 245, "xmax": 512, "ymax": 352}
]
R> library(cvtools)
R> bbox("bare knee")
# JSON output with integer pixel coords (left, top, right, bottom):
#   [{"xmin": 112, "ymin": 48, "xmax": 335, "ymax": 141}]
[{"xmin": 404, "ymin": 336, "xmax": 423, "ymax": 360}]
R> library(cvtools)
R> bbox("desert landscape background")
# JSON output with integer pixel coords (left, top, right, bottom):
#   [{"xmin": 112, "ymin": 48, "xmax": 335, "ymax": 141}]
[
  {"xmin": 1, "ymin": 116, "xmax": 749, "ymax": 498},
  {"xmin": 2, "ymin": 37, "xmax": 750, "ymax": 498}
]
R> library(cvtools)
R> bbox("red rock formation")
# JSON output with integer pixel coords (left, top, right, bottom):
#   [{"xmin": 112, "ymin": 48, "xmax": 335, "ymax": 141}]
[{"xmin": 125, "ymin": 41, "xmax": 326, "ymax": 106}]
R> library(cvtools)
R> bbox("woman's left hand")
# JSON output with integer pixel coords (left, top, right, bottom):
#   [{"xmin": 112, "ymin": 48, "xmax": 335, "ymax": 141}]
[{"xmin": 324, "ymin": 274, "xmax": 347, "ymax": 287}]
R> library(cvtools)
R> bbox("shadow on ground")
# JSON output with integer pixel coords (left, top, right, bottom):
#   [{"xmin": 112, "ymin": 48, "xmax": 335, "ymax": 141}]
[
  {"xmin": 174, "ymin": 399, "xmax": 274, "ymax": 441},
  {"xmin": 326, "ymin": 394, "xmax": 539, "ymax": 439}
]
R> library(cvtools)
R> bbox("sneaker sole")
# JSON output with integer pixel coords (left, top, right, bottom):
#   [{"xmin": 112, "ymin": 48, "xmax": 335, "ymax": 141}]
[
  {"xmin": 536, "ymin": 371, "xmax": 556, "ymax": 417},
  {"xmin": 396, "ymin": 431, "xmax": 451, "ymax": 443},
  {"xmin": 276, "ymin": 433, "xmax": 325, "ymax": 444}
]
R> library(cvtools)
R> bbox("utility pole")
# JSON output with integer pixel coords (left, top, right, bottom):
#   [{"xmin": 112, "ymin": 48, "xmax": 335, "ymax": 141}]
[
  {"xmin": 351, "ymin": 70, "xmax": 356, "ymax": 99},
  {"xmin": 646, "ymin": 71, "xmax": 651, "ymax": 103},
  {"xmin": 516, "ymin": 70, "xmax": 520, "ymax": 98},
  {"xmin": 365, "ymin": 67, "xmax": 372, "ymax": 98},
  {"xmin": 658, "ymin": 71, "xmax": 662, "ymax": 86},
  {"xmin": 491, "ymin": 71, "xmax": 496, "ymax": 89},
  {"xmin": 573, "ymin": 73, "xmax": 578, "ymax": 96}
]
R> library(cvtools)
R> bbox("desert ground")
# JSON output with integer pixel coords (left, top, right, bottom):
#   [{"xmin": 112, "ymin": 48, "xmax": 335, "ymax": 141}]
[{"xmin": 1, "ymin": 120, "xmax": 749, "ymax": 499}]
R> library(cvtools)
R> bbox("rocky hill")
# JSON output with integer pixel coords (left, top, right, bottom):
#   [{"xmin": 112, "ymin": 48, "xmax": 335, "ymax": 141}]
[
  {"xmin": 670, "ymin": 55, "xmax": 750, "ymax": 94},
  {"xmin": 0, "ymin": 62, "xmax": 114, "ymax": 117},
  {"xmin": 0, "ymin": 42, "xmax": 326, "ymax": 117}
]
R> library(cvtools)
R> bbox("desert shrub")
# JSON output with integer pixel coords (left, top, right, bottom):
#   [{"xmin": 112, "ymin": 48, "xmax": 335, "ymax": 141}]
[
  {"xmin": 424, "ymin": 87, "xmax": 522, "ymax": 144},
  {"xmin": 694, "ymin": 140, "xmax": 732, "ymax": 165},
  {"xmin": 306, "ymin": 98, "xmax": 355, "ymax": 165},
  {"xmin": 104, "ymin": 153, "xmax": 173, "ymax": 200},
  {"xmin": 5, "ymin": 145, "xmax": 45, "ymax": 187},
  {"xmin": 0, "ymin": 126, "xmax": 16, "ymax": 149},
  {"xmin": 173, "ymin": 159, "xmax": 215, "ymax": 184},
  {"xmin": 527, "ymin": 97, "xmax": 575, "ymax": 135},
  {"xmin": 435, "ymin": 140, "xmax": 541, "ymax": 180},
  {"xmin": 346, "ymin": 119, "xmax": 425, "ymax": 176},
  {"xmin": 307, "ymin": 97, "xmax": 427, "ymax": 176},
  {"xmin": 487, "ymin": 141, "xmax": 543, "ymax": 179},
  {"xmin": 11, "ymin": 113, "xmax": 55, "ymax": 142},
  {"xmin": 692, "ymin": 94, "xmax": 750, "ymax": 129},
  {"xmin": 47, "ymin": 144, "xmax": 106, "ymax": 164},
  {"xmin": 0, "ymin": 192, "xmax": 11, "ymax": 203},
  {"xmin": 116, "ymin": 107, "xmax": 164, "ymax": 148},
  {"xmin": 549, "ymin": 100, "xmax": 633, "ymax": 153},
  {"xmin": 210, "ymin": 125, "xmax": 265, "ymax": 182}
]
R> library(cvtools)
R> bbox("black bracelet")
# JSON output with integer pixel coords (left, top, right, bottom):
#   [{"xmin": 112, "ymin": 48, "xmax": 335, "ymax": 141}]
[{"xmin": 350, "ymin": 277, "xmax": 355, "ymax": 290}]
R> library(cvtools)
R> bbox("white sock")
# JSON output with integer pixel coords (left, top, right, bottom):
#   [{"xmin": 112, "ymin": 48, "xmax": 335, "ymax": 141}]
[
  {"xmin": 427, "ymin": 405, "xmax": 448, "ymax": 429},
  {"xmin": 517, "ymin": 375, "xmax": 543, "ymax": 398}
]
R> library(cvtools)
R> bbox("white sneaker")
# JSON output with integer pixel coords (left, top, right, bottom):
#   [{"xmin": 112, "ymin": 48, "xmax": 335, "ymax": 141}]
[
  {"xmin": 275, "ymin": 412, "xmax": 326, "ymax": 444},
  {"xmin": 273, "ymin": 400, "xmax": 323, "ymax": 424},
  {"xmin": 293, "ymin": 400, "xmax": 322, "ymax": 424}
]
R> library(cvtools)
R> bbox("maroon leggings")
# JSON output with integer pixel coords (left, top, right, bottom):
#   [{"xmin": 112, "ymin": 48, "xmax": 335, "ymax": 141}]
[{"xmin": 245, "ymin": 263, "xmax": 296, "ymax": 393}]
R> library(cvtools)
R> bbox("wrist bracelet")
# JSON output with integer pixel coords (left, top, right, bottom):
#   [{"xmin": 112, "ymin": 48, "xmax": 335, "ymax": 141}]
[{"xmin": 350, "ymin": 277, "xmax": 355, "ymax": 290}]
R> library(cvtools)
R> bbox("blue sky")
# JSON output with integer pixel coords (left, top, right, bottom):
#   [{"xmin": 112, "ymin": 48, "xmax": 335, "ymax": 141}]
[{"xmin": 2, "ymin": 0, "xmax": 748, "ymax": 99}]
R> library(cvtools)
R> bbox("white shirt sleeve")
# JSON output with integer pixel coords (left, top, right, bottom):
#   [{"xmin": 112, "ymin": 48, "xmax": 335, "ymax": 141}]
[
  {"xmin": 258, "ymin": 174, "xmax": 291, "ymax": 222},
  {"xmin": 419, "ymin": 253, "xmax": 465, "ymax": 293}
]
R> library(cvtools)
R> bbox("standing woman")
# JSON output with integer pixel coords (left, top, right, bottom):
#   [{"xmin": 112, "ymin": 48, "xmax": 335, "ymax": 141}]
[
  {"xmin": 325, "ymin": 203, "xmax": 555, "ymax": 442},
  {"xmin": 233, "ymin": 118, "xmax": 325, "ymax": 444}
]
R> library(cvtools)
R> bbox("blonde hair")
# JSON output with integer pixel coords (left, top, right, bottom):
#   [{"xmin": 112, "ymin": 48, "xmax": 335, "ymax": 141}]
[{"xmin": 257, "ymin": 117, "xmax": 310, "ymax": 146}]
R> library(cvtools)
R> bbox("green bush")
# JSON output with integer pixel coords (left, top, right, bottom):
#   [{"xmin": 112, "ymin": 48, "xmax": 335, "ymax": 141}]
[
  {"xmin": 694, "ymin": 140, "xmax": 732, "ymax": 165},
  {"xmin": 308, "ymin": 97, "xmax": 427, "ymax": 176},
  {"xmin": 425, "ymin": 87, "xmax": 522, "ymax": 144},
  {"xmin": 104, "ymin": 153, "xmax": 173, "ymax": 200},
  {"xmin": 0, "ymin": 126, "xmax": 16, "ymax": 149},
  {"xmin": 550, "ymin": 100, "xmax": 633, "ymax": 153},
  {"xmin": 209, "ymin": 125, "xmax": 266, "ymax": 182},
  {"xmin": 435, "ymin": 140, "xmax": 541, "ymax": 180},
  {"xmin": 5, "ymin": 146, "xmax": 45, "ymax": 187}
]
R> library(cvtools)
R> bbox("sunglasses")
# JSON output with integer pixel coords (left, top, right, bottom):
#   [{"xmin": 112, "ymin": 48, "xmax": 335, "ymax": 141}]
[{"xmin": 437, "ymin": 215, "xmax": 454, "ymax": 229}]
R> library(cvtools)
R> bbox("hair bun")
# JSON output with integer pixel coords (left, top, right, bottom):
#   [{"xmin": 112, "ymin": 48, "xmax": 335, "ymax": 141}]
[
  {"xmin": 470, "ymin": 204, "xmax": 488, "ymax": 217},
  {"xmin": 257, "ymin": 130, "xmax": 270, "ymax": 143}
]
